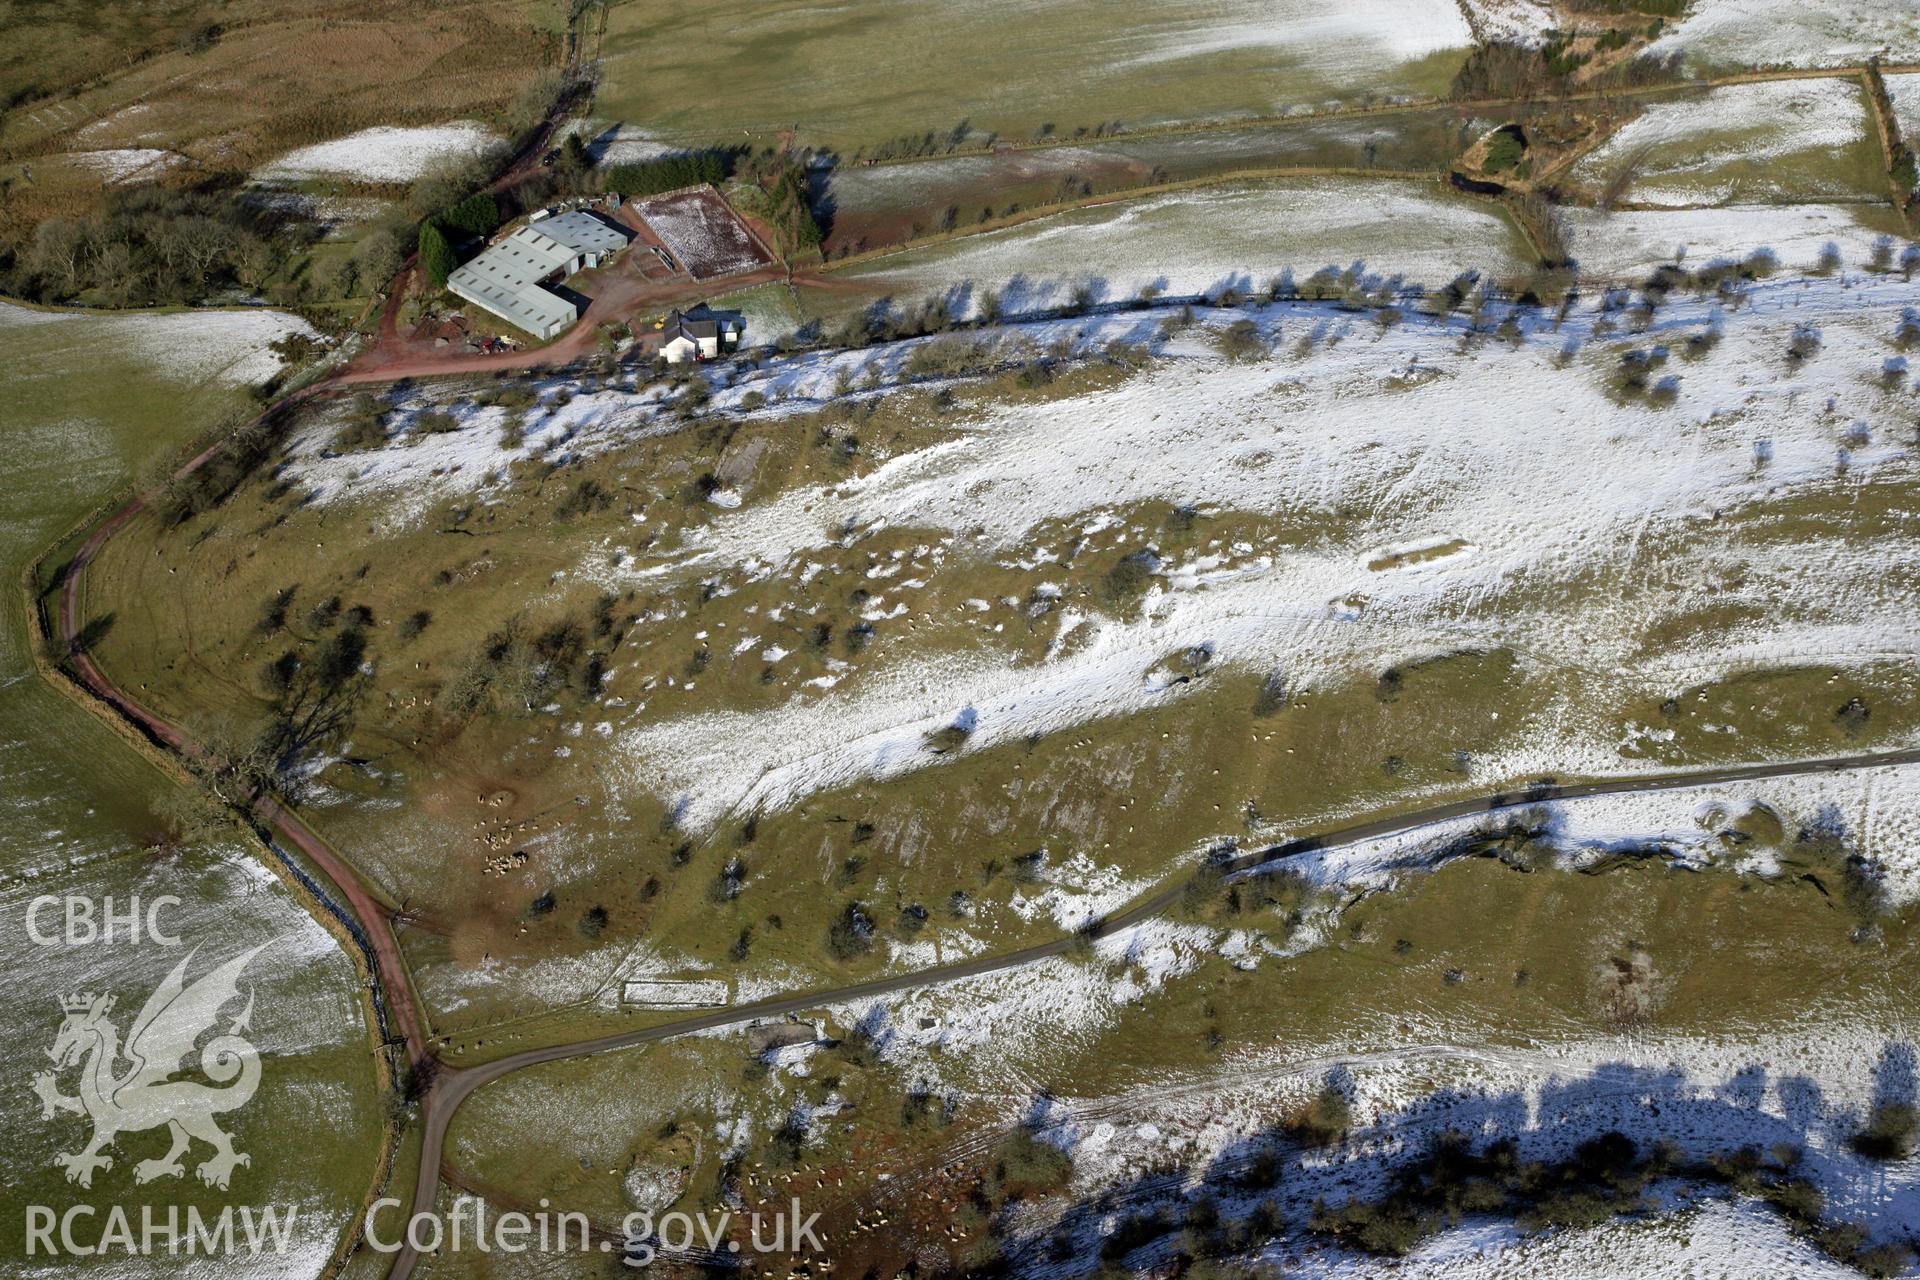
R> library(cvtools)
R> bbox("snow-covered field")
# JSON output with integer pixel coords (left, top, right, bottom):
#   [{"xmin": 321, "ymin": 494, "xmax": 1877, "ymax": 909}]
[
  {"xmin": 608, "ymin": 279, "xmax": 1920, "ymax": 830},
  {"xmin": 1648, "ymin": 0, "xmax": 1920, "ymax": 71},
  {"xmin": 1570, "ymin": 79, "xmax": 1878, "ymax": 207},
  {"xmin": 0, "ymin": 302, "xmax": 77, "ymax": 332},
  {"xmin": 281, "ymin": 269, "xmax": 1920, "ymax": 840},
  {"xmin": 1889, "ymin": 73, "xmax": 1920, "ymax": 143},
  {"xmin": 254, "ymin": 121, "xmax": 497, "ymax": 183},
  {"xmin": 109, "ymin": 310, "xmax": 315, "ymax": 385},
  {"xmin": 0, "ymin": 302, "xmax": 313, "ymax": 388},
  {"xmin": 1299, "ymin": 1200, "xmax": 1860, "ymax": 1280},
  {"xmin": 826, "ymin": 114, "xmax": 1451, "ymax": 228},
  {"xmin": 0, "ymin": 850, "xmax": 359, "ymax": 1081},
  {"xmin": 1558, "ymin": 203, "xmax": 1902, "ymax": 278},
  {"xmin": 833, "ymin": 179, "xmax": 1530, "ymax": 319},
  {"xmin": 1137, "ymin": 1017, "xmax": 1917, "ymax": 1272}
]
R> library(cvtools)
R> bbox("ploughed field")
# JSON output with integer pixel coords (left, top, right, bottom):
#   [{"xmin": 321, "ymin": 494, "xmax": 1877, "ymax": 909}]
[{"xmin": 634, "ymin": 186, "xmax": 777, "ymax": 281}]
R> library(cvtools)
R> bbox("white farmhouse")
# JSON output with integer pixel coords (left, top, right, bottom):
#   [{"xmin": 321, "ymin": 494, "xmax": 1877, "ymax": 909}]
[
  {"xmin": 447, "ymin": 210, "xmax": 632, "ymax": 340},
  {"xmin": 659, "ymin": 306, "xmax": 742, "ymax": 363}
]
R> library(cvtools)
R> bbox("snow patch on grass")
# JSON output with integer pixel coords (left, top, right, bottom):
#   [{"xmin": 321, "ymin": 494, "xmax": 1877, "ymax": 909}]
[
  {"xmin": 1888, "ymin": 73, "xmax": 1920, "ymax": 142},
  {"xmin": 1278, "ymin": 760, "xmax": 1920, "ymax": 906},
  {"xmin": 255, "ymin": 122, "xmax": 497, "ymax": 183},
  {"xmin": 284, "ymin": 378, "xmax": 676, "ymax": 529},
  {"xmin": 1119, "ymin": 0, "xmax": 1469, "ymax": 72},
  {"xmin": 244, "ymin": 190, "xmax": 392, "ymax": 228},
  {"xmin": 1458, "ymin": 0, "xmax": 1558, "ymax": 45},
  {"xmin": 65, "ymin": 147, "xmax": 184, "ymax": 183}
]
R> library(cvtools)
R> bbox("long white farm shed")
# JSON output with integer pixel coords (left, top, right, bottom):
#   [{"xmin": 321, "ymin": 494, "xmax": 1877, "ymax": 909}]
[{"xmin": 447, "ymin": 211, "xmax": 632, "ymax": 340}]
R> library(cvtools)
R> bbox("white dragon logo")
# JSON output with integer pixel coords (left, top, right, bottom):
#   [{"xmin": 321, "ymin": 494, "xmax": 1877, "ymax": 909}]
[{"xmin": 33, "ymin": 944, "xmax": 267, "ymax": 1190}]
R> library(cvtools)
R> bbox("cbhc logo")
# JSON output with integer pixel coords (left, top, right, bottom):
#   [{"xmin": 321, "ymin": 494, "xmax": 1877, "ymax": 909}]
[{"xmin": 26, "ymin": 896, "xmax": 182, "ymax": 947}]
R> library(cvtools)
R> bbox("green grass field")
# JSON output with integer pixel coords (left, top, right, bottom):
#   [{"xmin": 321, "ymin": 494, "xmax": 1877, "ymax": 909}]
[
  {"xmin": 0, "ymin": 302, "xmax": 295, "ymax": 856},
  {"xmin": 812, "ymin": 107, "xmax": 1474, "ymax": 256},
  {"xmin": 596, "ymin": 0, "xmax": 1472, "ymax": 153},
  {"xmin": 0, "ymin": 301, "xmax": 388, "ymax": 1275}
]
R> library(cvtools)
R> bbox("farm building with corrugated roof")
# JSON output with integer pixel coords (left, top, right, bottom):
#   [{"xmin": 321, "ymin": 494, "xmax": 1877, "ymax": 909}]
[{"xmin": 447, "ymin": 210, "xmax": 632, "ymax": 339}]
